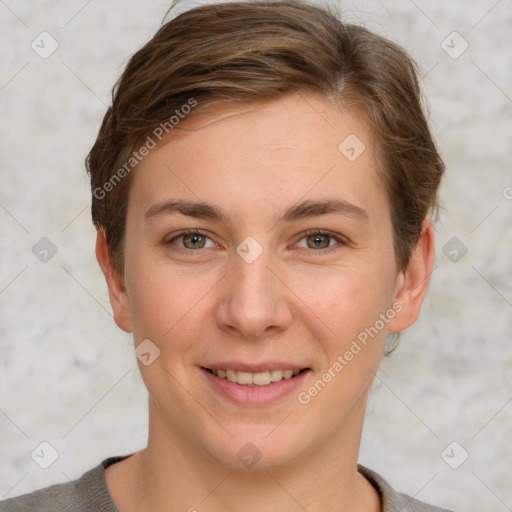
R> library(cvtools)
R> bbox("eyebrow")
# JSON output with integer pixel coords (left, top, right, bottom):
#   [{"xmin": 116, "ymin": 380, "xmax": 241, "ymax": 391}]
[{"xmin": 144, "ymin": 198, "xmax": 369, "ymax": 223}]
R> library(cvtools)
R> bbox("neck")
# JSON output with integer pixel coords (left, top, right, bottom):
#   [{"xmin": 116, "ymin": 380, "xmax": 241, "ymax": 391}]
[{"xmin": 108, "ymin": 395, "xmax": 381, "ymax": 512}]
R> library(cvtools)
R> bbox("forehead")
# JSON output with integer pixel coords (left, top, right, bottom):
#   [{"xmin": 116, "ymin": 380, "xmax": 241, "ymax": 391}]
[
  {"xmin": 163, "ymin": 93, "xmax": 373, "ymax": 166},
  {"xmin": 128, "ymin": 93, "xmax": 387, "ymax": 224}
]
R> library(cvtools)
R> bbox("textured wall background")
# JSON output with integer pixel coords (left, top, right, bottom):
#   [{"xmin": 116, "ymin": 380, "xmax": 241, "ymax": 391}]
[{"xmin": 1, "ymin": 1, "xmax": 511, "ymax": 510}]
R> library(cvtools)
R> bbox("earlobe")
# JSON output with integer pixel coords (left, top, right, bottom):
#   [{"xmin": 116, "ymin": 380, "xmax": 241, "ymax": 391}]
[
  {"xmin": 387, "ymin": 220, "xmax": 435, "ymax": 334},
  {"xmin": 95, "ymin": 229, "xmax": 133, "ymax": 333}
]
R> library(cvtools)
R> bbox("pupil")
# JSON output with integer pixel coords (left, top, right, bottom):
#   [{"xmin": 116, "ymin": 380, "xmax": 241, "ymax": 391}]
[
  {"xmin": 309, "ymin": 234, "xmax": 329, "ymax": 249},
  {"xmin": 185, "ymin": 233, "xmax": 204, "ymax": 249}
]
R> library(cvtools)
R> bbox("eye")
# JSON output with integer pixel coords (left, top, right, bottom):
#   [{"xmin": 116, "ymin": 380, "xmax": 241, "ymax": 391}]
[
  {"xmin": 295, "ymin": 229, "xmax": 346, "ymax": 253},
  {"xmin": 166, "ymin": 229, "xmax": 216, "ymax": 251}
]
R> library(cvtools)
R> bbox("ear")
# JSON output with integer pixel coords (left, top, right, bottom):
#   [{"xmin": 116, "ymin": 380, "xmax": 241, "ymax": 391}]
[
  {"xmin": 387, "ymin": 220, "xmax": 435, "ymax": 333},
  {"xmin": 95, "ymin": 229, "xmax": 132, "ymax": 333}
]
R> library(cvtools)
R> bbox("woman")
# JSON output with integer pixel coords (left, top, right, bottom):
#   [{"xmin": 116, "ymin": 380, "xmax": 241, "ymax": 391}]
[{"xmin": 1, "ymin": 0, "xmax": 454, "ymax": 510}]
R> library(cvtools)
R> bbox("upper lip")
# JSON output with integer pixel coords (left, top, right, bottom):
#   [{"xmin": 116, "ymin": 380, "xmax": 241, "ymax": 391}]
[{"xmin": 202, "ymin": 362, "xmax": 310, "ymax": 373}]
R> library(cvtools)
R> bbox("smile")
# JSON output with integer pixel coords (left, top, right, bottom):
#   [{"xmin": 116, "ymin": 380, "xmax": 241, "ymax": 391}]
[
  {"xmin": 205, "ymin": 368, "xmax": 304, "ymax": 387},
  {"xmin": 201, "ymin": 366, "xmax": 312, "ymax": 406}
]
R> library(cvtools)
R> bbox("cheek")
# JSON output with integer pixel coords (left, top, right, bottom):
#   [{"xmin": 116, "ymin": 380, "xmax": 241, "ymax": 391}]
[
  {"xmin": 292, "ymin": 266, "xmax": 391, "ymax": 427},
  {"xmin": 125, "ymin": 253, "xmax": 215, "ymax": 345},
  {"xmin": 293, "ymin": 261, "xmax": 391, "ymax": 336},
  {"xmin": 291, "ymin": 262, "xmax": 392, "ymax": 388}
]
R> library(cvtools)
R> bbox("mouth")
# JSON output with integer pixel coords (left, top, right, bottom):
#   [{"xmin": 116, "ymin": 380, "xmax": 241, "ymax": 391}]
[
  {"xmin": 201, "ymin": 367, "xmax": 309, "ymax": 387},
  {"xmin": 200, "ymin": 365, "xmax": 312, "ymax": 406}
]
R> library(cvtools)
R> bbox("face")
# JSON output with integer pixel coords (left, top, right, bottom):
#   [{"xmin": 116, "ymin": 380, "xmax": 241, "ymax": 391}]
[{"xmin": 98, "ymin": 92, "xmax": 432, "ymax": 470}]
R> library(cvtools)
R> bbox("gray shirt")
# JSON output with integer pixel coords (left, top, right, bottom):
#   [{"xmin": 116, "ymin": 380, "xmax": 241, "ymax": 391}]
[{"xmin": 0, "ymin": 454, "xmax": 455, "ymax": 511}]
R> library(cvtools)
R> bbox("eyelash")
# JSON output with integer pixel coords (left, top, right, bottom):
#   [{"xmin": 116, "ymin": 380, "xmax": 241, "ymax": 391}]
[{"xmin": 165, "ymin": 228, "xmax": 347, "ymax": 255}]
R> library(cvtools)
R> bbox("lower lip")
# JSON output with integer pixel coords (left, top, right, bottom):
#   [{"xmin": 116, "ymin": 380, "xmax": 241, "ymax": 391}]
[{"xmin": 200, "ymin": 367, "xmax": 311, "ymax": 406}]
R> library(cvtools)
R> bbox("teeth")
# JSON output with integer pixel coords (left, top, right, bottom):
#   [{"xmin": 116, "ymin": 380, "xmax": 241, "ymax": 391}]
[
  {"xmin": 211, "ymin": 368, "xmax": 302, "ymax": 386},
  {"xmin": 226, "ymin": 369, "xmax": 237, "ymax": 383},
  {"xmin": 253, "ymin": 371, "xmax": 271, "ymax": 385}
]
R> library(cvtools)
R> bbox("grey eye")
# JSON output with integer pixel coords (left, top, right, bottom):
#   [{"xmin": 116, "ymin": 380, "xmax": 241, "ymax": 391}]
[
  {"xmin": 181, "ymin": 233, "xmax": 208, "ymax": 249},
  {"xmin": 305, "ymin": 233, "xmax": 331, "ymax": 249}
]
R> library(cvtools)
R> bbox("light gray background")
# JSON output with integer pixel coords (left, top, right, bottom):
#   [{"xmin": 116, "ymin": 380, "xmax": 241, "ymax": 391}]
[{"xmin": 1, "ymin": 1, "xmax": 511, "ymax": 510}]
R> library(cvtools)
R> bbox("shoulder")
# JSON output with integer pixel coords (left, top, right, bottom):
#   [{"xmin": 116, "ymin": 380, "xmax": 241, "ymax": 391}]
[
  {"xmin": 0, "ymin": 478, "xmax": 83, "ymax": 512},
  {"xmin": 0, "ymin": 455, "xmax": 129, "ymax": 512},
  {"xmin": 358, "ymin": 464, "xmax": 455, "ymax": 512}
]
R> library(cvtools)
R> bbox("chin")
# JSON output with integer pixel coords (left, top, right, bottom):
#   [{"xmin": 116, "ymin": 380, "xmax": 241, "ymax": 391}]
[{"xmin": 205, "ymin": 426, "xmax": 308, "ymax": 471}]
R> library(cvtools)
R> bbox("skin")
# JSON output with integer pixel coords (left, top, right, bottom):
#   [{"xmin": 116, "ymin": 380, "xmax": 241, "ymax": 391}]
[{"xmin": 97, "ymin": 92, "xmax": 435, "ymax": 512}]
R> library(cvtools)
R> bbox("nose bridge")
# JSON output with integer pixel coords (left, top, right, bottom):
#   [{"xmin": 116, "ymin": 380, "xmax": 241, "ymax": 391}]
[
  {"xmin": 234, "ymin": 248, "xmax": 273, "ymax": 300},
  {"xmin": 215, "ymin": 240, "xmax": 291, "ymax": 337}
]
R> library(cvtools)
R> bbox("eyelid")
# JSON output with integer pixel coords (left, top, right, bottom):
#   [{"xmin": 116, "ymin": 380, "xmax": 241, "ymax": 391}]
[{"xmin": 165, "ymin": 228, "xmax": 208, "ymax": 242}]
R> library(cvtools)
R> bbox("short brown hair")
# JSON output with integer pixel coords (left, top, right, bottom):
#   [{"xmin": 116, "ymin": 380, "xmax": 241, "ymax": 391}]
[{"xmin": 86, "ymin": 0, "xmax": 444, "ymax": 275}]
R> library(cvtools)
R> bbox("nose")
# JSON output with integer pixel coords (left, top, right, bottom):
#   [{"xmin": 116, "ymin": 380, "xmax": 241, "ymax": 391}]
[{"xmin": 214, "ymin": 244, "xmax": 293, "ymax": 340}]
